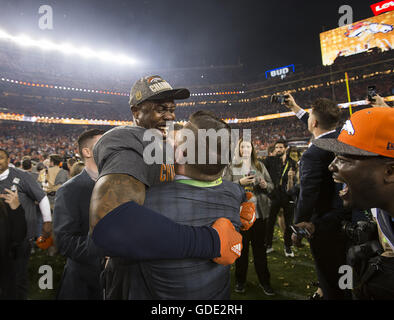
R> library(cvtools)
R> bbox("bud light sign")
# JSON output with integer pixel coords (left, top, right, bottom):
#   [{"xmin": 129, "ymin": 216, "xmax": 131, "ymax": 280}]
[{"xmin": 265, "ymin": 64, "xmax": 295, "ymax": 79}]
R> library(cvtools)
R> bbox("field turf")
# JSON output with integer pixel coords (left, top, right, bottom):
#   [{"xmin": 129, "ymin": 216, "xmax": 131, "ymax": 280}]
[{"xmin": 27, "ymin": 227, "xmax": 317, "ymax": 300}]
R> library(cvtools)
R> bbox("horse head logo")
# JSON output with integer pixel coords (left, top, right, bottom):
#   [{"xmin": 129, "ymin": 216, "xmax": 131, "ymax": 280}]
[
  {"xmin": 341, "ymin": 120, "xmax": 355, "ymax": 136},
  {"xmin": 344, "ymin": 22, "xmax": 393, "ymax": 38}
]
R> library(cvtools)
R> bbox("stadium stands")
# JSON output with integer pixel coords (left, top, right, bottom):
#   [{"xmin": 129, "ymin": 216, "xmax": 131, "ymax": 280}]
[{"xmin": 0, "ymin": 43, "xmax": 393, "ymax": 161}]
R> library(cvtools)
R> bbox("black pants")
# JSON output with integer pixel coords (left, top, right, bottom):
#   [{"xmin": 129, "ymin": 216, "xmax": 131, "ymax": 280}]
[
  {"xmin": 309, "ymin": 232, "xmax": 350, "ymax": 300},
  {"xmin": 14, "ymin": 239, "xmax": 31, "ymax": 300},
  {"xmin": 266, "ymin": 194, "xmax": 294, "ymax": 248},
  {"xmin": 101, "ymin": 258, "xmax": 133, "ymax": 300},
  {"xmin": 235, "ymin": 218, "xmax": 270, "ymax": 286},
  {"xmin": 57, "ymin": 260, "xmax": 103, "ymax": 300},
  {"xmin": 0, "ymin": 257, "xmax": 18, "ymax": 299}
]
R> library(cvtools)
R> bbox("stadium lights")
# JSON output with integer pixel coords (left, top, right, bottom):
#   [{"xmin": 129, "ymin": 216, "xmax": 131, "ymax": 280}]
[
  {"xmin": 0, "ymin": 75, "xmax": 248, "ymax": 98},
  {"xmin": 0, "ymin": 28, "xmax": 139, "ymax": 66},
  {"xmin": 3, "ymin": 97, "xmax": 390, "ymax": 126},
  {"xmin": 190, "ymin": 91, "xmax": 244, "ymax": 97}
]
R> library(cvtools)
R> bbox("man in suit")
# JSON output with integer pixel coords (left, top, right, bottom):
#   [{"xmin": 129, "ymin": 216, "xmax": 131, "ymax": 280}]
[
  {"xmin": 282, "ymin": 93, "xmax": 351, "ymax": 300},
  {"xmin": 53, "ymin": 129, "xmax": 105, "ymax": 299}
]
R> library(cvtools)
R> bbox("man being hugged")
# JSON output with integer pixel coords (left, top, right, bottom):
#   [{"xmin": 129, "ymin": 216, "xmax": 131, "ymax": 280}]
[{"xmin": 90, "ymin": 76, "xmax": 244, "ymax": 299}]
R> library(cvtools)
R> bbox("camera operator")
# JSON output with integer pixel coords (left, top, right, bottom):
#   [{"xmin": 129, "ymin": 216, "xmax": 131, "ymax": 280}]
[
  {"xmin": 263, "ymin": 139, "xmax": 297, "ymax": 257},
  {"xmin": 313, "ymin": 107, "xmax": 394, "ymax": 299}
]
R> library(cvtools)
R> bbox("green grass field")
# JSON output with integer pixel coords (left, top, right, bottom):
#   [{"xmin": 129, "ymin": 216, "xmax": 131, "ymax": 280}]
[
  {"xmin": 27, "ymin": 227, "xmax": 317, "ymax": 300},
  {"xmin": 230, "ymin": 228, "xmax": 317, "ymax": 300}
]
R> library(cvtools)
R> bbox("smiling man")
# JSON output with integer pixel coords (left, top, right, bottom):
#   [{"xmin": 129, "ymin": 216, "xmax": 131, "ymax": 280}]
[
  {"xmin": 90, "ymin": 75, "xmax": 190, "ymax": 231},
  {"xmin": 313, "ymin": 107, "xmax": 394, "ymax": 299},
  {"xmin": 312, "ymin": 107, "xmax": 394, "ymax": 215},
  {"xmin": 90, "ymin": 76, "xmax": 243, "ymax": 299}
]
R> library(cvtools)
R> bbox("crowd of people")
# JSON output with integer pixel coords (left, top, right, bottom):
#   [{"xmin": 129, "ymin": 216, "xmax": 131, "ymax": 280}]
[
  {"xmin": 0, "ymin": 70, "xmax": 391, "ymax": 122},
  {"xmin": 0, "ymin": 118, "xmax": 310, "ymax": 165},
  {"xmin": 0, "ymin": 101, "xmax": 376, "ymax": 167},
  {"xmin": 0, "ymin": 43, "xmax": 393, "ymax": 301},
  {"xmin": 1, "ymin": 47, "xmax": 392, "ymax": 125},
  {"xmin": 0, "ymin": 122, "xmax": 87, "ymax": 164}
]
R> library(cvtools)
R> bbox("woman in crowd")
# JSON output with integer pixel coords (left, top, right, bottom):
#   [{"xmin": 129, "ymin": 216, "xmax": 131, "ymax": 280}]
[
  {"xmin": 224, "ymin": 138, "xmax": 275, "ymax": 296},
  {"xmin": 0, "ymin": 189, "xmax": 26, "ymax": 299}
]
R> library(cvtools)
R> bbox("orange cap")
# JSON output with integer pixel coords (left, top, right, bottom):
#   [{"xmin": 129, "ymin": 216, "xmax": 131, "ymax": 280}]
[{"xmin": 313, "ymin": 107, "xmax": 394, "ymax": 158}]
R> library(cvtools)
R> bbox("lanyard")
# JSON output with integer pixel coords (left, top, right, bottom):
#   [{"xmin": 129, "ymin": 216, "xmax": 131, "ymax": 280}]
[
  {"xmin": 176, "ymin": 177, "xmax": 222, "ymax": 187},
  {"xmin": 279, "ymin": 161, "xmax": 289, "ymax": 186}
]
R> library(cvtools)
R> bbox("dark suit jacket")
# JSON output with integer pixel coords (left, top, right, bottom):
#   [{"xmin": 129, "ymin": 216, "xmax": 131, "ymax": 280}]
[
  {"xmin": 295, "ymin": 113, "xmax": 352, "ymax": 300},
  {"xmin": 295, "ymin": 113, "xmax": 349, "ymax": 232},
  {"xmin": 53, "ymin": 169, "xmax": 103, "ymax": 300}
]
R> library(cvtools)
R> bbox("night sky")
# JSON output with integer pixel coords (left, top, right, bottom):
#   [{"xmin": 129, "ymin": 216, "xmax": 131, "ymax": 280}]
[{"xmin": 0, "ymin": 0, "xmax": 379, "ymax": 76}]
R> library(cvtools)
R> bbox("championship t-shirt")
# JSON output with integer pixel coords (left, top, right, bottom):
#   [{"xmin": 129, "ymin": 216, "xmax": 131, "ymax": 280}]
[
  {"xmin": 0, "ymin": 168, "xmax": 46, "ymax": 239},
  {"xmin": 93, "ymin": 125, "xmax": 174, "ymax": 187}
]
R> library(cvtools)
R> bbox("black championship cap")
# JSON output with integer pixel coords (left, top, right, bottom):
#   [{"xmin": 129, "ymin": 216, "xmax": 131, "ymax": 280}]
[{"xmin": 129, "ymin": 75, "xmax": 190, "ymax": 107}]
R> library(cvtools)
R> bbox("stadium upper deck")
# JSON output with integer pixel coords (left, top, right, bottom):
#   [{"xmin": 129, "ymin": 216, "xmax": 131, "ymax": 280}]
[{"xmin": 0, "ymin": 38, "xmax": 393, "ymax": 124}]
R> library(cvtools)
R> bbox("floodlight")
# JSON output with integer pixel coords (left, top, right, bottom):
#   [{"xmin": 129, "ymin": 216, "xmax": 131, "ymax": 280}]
[
  {"xmin": 0, "ymin": 29, "xmax": 10, "ymax": 39},
  {"xmin": 59, "ymin": 43, "xmax": 76, "ymax": 55},
  {"xmin": 37, "ymin": 39, "xmax": 57, "ymax": 51},
  {"xmin": 14, "ymin": 34, "xmax": 35, "ymax": 47},
  {"xmin": 79, "ymin": 47, "xmax": 96, "ymax": 58},
  {"xmin": 97, "ymin": 51, "xmax": 113, "ymax": 61}
]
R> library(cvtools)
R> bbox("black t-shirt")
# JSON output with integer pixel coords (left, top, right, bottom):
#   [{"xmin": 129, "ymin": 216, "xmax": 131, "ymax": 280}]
[
  {"xmin": 263, "ymin": 156, "xmax": 296, "ymax": 193},
  {"xmin": 93, "ymin": 125, "xmax": 174, "ymax": 186}
]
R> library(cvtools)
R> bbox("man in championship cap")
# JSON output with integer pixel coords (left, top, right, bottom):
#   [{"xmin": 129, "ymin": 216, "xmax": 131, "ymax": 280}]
[
  {"xmin": 128, "ymin": 75, "xmax": 190, "ymax": 139},
  {"xmin": 313, "ymin": 107, "xmax": 394, "ymax": 299},
  {"xmin": 89, "ymin": 76, "xmax": 243, "ymax": 299}
]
